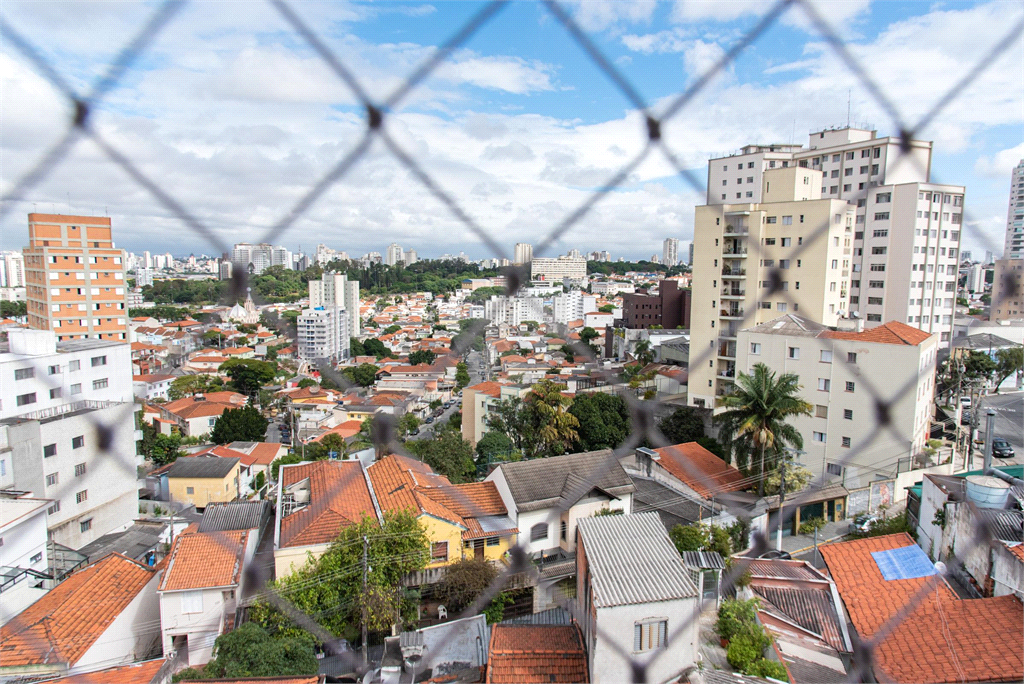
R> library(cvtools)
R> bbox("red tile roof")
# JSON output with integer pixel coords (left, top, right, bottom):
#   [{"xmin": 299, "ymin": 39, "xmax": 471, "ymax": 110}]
[
  {"xmin": 159, "ymin": 529, "xmax": 249, "ymax": 591},
  {"xmin": 1006, "ymin": 542, "xmax": 1024, "ymax": 562},
  {"xmin": 46, "ymin": 659, "xmax": 165, "ymax": 683},
  {"xmin": 279, "ymin": 461, "xmax": 378, "ymax": 548},
  {"xmin": 652, "ymin": 442, "xmax": 746, "ymax": 499},
  {"xmin": 467, "ymin": 381, "xmax": 503, "ymax": 398},
  {"xmin": 487, "ymin": 624, "xmax": 588, "ymax": 683},
  {"xmin": 163, "ymin": 392, "xmax": 246, "ymax": 419},
  {"xmin": 308, "ymin": 420, "xmax": 363, "ymax": 443},
  {"xmin": 0, "ymin": 554, "xmax": 155, "ymax": 668},
  {"xmin": 820, "ymin": 320, "xmax": 934, "ymax": 346},
  {"xmin": 820, "ymin": 533, "xmax": 1024, "ymax": 683}
]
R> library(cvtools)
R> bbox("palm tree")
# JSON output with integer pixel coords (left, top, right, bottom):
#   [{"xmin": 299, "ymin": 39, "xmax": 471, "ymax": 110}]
[
  {"xmin": 633, "ymin": 339, "xmax": 655, "ymax": 367},
  {"xmin": 716, "ymin": 363, "xmax": 813, "ymax": 497},
  {"xmin": 529, "ymin": 380, "xmax": 580, "ymax": 457}
]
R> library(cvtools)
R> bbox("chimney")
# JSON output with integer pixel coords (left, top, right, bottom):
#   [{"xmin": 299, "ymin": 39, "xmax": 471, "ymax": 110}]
[{"xmin": 835, "ymin": 314, "xmax": 864, "ymax": 333}]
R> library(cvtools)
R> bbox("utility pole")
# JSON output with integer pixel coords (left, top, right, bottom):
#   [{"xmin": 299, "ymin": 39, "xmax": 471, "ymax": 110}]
[
  {"xmin": 362, "ymin": 535, "xmax": 369, "ymax": 666},
  {"xmin": 983, "ymin": 409, "xmax": 996, "ymax": 472},
  {"xmin": 776, "ymin": 458, "xmax": 786, "ymax": 552}
]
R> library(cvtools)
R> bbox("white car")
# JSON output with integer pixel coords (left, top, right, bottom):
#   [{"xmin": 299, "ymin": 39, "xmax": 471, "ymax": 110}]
[{"xmin": 960, "ymin": 396, "xmax": 972, "ymax": 409}]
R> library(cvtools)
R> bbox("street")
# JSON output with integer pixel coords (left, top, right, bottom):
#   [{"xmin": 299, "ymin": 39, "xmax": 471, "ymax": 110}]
[
  {"xmin": 417, "ymin": 351, "xmax": 488, "ymax": 439},
  {"xmin": 976, "ymin": 391, "xmax": 1023, "ymax": 467}
]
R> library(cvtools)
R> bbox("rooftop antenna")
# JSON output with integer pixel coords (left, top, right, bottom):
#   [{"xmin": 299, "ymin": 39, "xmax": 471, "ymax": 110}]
[{"xmin": 847, "ymin": 90, "xmax": 851, "ymax": 128}]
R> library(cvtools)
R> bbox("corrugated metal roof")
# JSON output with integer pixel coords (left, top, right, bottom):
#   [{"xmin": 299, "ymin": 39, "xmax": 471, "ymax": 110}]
[
  {"xmin": 199, "ymin": 500, "xmax": 269, "ymax": 532},
  {"xmin": 754, "ymin": 584, "xmax": 848, "ymax": 653},
  {"xmin": 977, "ymin": 508, "xmax": 1024, "ymax": 542},
  {"xmin": 577, "ymin": 511, "xmax": 698, "ymax": 608},
  {"xmin": 681, "ymin": 550, "xmax": 726, "ymax": 570},
  {"xmin": 502, "ymin": 606, "xmax": 572, "ymax": 626},
  {"xmin": 164, "ymin": 456, "xmax": 239, "ymax": 479}
]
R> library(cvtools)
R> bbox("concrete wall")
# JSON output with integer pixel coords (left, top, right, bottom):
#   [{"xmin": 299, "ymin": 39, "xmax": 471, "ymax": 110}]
[
  {"xmin": 159, "ymin": 586, "xmax": 228, "ymax": 666},
  {"xmin": 590, "ymin": 600, "xmax": 698, "ymax": 684},
  {"xmin": 78, "ymin": 572, "xmax": 160, "ymax": 671},
  {"xmin": 993, "ymin": 543, "xmax": 1024, "ymax": 597},
  {"xmin": 274, "ymin": 543, "xmax": 328, "ymax": 579},
  {"xmin": 167, "ymin": 466, "xmax": 240, "ymax": 510}
]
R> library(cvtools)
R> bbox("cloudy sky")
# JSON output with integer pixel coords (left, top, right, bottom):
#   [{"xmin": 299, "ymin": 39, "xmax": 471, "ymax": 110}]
[{"xmin": 1, "ymin": 0, "xmax": 1022, "ymax": 262}]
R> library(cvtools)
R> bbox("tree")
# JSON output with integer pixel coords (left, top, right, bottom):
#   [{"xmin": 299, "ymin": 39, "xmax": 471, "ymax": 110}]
[
  {"xmin": 406, "ymin": 431, "xmax": 476, "ymax": 483},
  {"xmin": 633, "ymin": 339, "xmax": 654, "ymax": 366},
  {"xmin": 342, "ymin": 363, "xmax": 379, "ymax": 387},
  {"xmin": 670, "ymin": 524, "xmax": 708, "ymax": 552},
  {"xmin": 271, "ymin": 452, "xmax": 303, "ymax": 480},
  {"xmin": 578, "ymin": 327, "xmax": 601, "ymax": 355},
  {"xmin": 409, "ymin": 349, "xmax": 436, "ymax": 366},
  {"xmin": 211, "ymin": 405, "xmax": 268, "ymax": 444},
  {"xmin": 362, "ymin": 338, "xmax": 391, "ymax": 359},
  {"xmin": 350, "ymin": 337, "xmax": 366, "ymax": 357},
  {"xmin": 658, "ymin": 407, "xmax": 708, "ymax": 445},
  {"xmin": 598, "ymin": 303, "xmax": 615, "ymax": 313},
  {"xmin": 383, "ymin": 324, "xmax": 402, "ymax": 335},
  {"xmin": 435, "ymin": 558, "xmax": 498, "ymax": 612},
  {"xmin": 529, "ymin": 380, "xmax": 580, "ymax": 457},
  {"xmin": 220, "ymin": 358, "xmax": 277, "ymax": 397},
  {"xmin": 0, "ymin": 300, "xmax": 28, "ymax": 318},
  {"xmin": 174, "ymin": 623, "xmax": 318, "ymax": 681},
  {"xmin": 994, "ymin": 347, "xmax": 1023, "ymax": 391},
  {"xmin": 320, "ymin": 433, "xmax": 345, "ymax": 458},
  {"xmin": 763, "ymin": 463, "xmax": 813, "ymax": 496},
  {"xmin": 716, "ymin": 363, "xmax": 812, "ymax": 496},
  {"xmin": 962, "ymin": 350, "xmax": 997, "ymax": 384},
  {"xmin": 139, "ymin": 422, "xmax": 183, "ymax": 465},
  {"xmin": 398, "ymin": 412, "xmax": 421, "ymax": 437},
  {"xmin": 455, "ymin": 362, "xmax": 471, "ymax": 389},
  {"xmin": 297, "ymin": 378, "xmax": 318, "ymax": 389},
  {"xmin": 203, "ymin": 330, "xmax": 226, "ymax": 347},
  {"xmin": 250, "ymin": 511, "xmax": 429, "ymax": 639},
  {"xmin": 569, "ymin": 393, "xmax": 629, "ymax": 451},
  {"xmin": 475, "ymin": 431, "xmax": 515, "ymax": 465},
  {"xmin": 168, "ymin": 374, "xmax": 221, "ymax": 400}
]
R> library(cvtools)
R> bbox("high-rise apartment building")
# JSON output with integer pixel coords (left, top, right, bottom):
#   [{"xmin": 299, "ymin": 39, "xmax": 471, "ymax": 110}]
[
  {"xmin": 1005, "ymin": 159, "xmax": 1024, "ymax": 260},
  {"xmin": 384, "ymin": 243, "xmax": 404, "ymax": 266},
  {"xmin": 23, "ymin": 214, "xmax": 129, "ymax": 342},
  {"xmin": 403, "ymin": 249, "xmax": 418, "ymax": 265},
  {"xmin": 1, "ymin": 251, "xmax": 26, "ymax": 288},
  {"xmin": 991, "ymin": 258, "xmax": 1024, "ymax": 322},
  {"xmin": 231, "ymin": 242, "xmax": 291, "ymax": 275},
  {"xmin": 552, "ymin": 290, "xmax": 597, "ymax": 325},
  {"xmin": 514, "ymin": 243, "xmax": 533, "ymax": 265},
  {"xmin": 530, "ymin": 256, "xmax": 586, "ymax": 283},
  {"xmin": 296, "ymin": 306, "xmax": 350, "ymax": 363},
  {"xmin": 484, "ymin": 295, "xmax": 545, "ymax": 327},
  {"xmin": 308, "ymin": 273, "xmax": 360, "ymax": 337},
  {"xmin": 662, "ymin": 238, "xmax": 680, "ymax": 267}
]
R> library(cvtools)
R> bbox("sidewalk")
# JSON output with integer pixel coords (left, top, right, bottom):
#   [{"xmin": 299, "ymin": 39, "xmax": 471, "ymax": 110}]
[{"xmin": 778, "ymin": 520, "xmax": 850, "ymax": 556}]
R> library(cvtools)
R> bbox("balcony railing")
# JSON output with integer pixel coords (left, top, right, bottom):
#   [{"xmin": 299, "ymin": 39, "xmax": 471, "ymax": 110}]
[
  {"xmin": 722, "ymin": 249, "xmax": 748, "ymax": 257},
  {"xmin": 720, "ymin": 308, "xmax": 745, "ymax": 318},
  {"xmin": 723, "ymin": 225, "xmax": 749, "ymax": 236},
  {"xmin": 721, "ymin": 288, "xmax": 746, "ymax": 297},
  {"xmin": 721, "ymin": 268, "xmax": 746, "ymax": 277}
]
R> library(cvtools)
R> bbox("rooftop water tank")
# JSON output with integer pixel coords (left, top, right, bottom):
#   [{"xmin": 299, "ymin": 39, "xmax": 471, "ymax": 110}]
[{"xmin": 964, "ymin": 475, "xmax": 1010, "ymax": 509}]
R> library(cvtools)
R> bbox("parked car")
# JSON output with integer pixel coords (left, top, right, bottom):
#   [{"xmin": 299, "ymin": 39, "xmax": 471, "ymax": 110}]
[
  {"xmin": 960, "ymin": 409, "xmax": 973, "ymax": 426},
  {"xmin": 992, "ymin": 437, "xmax": 1015, "ymax": 459},
  {"xmin": 960, "ymin": 395, "xmax": 972, "ymax": 409},
  {"xmin": 425, "ymin": 417, "xmax": 434, "ymax": 424},
  {"xmin": 758, "ymin": 549, "xmax": 792, "ymax": 560},
  {"xmin": 850, "ymin": 514, "xmax": 878, "ymax": 534}
]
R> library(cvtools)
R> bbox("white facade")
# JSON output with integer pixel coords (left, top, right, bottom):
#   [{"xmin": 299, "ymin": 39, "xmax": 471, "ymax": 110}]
[
  {"xmin": 966, "ymin": 263, "xmax": 985, "ymax": 293},
  {"xmin": 0, "ymin": 401, "xmax": 140, "ymax": 549},
  {"xmin": 231, "ymin": 243, "xmax": 289, "ymax": 275},
  {"xmin": 531, "ymin": 256, "xmax": 586, "ymax": 282},
  {"xmin": 1, "ymin": 329, "xmax": 133, "ymax": 421},
  {"xmin": 0, "ymin": 494, "xmax": 51, "ymax": 625},
  {"xmin": 1006, "ymin": 159, "xmax": 1024, "ymax": 260},
  {"xmin": 514, "ymin": 243, "xmax": 533, "ymax": 265},
  {"xmin": 309, "ymin": 273, "xmax": 360, "ymax": 337},
  {"xmin": 662, "ymin": 238, "xmax": 680, "ymax": 267},
  {"xmin": 297, "ymin": 306, "xmax": 350, "ymax": 362},
  {"xmin": 591, "ymin": 281, "xmax": 635, "ymax": 296},
  {"xmin": 552, "ymin": 291, "xmax": 597, "ymax": 325},
  {"xmin": 734, "ymin": 316, "xmax": 938, "ymax": 489},
  {"xmin": 385, "ymin": 243, "xmax": 404, "ymax": 266},
  {"xmin": 1, "ymin": 251, "xmax": 26, "ymax": 288},
  {"xmin": 484, "ymin": 295, "xmax": 545, "ymax": 327},
  {"xmin": 403, "ymin": 249, "xmax": 418, "ymax": 265}
]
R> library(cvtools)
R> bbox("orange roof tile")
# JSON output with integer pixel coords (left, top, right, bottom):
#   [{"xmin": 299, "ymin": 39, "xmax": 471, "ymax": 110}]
[
  {"xmin": 309, "ymin": 420, "xmax": 363, "ymax": 443},
  {"xmin": 46, "ymin": 659, "xmax": 165, "ymax": 683},
  {"xmin": 159, "ymin": 529, "xmax": 249, "ymax": 591},
  {"xmin": 652, "ymin": 442, "xmax": 745, "ymax": 499},
  {"xmin": 1007, "ymin": 542, "xmax": 1024, "ymax": 562},
  {"xmin": 191, "ymin": 679, "xmax": 320, "ymax": 684},
  {"xmin": 487, "ymin": 624, "xmax": 588, "ymax": 683},
  {"xmin": 820, "ymin": 533, "xmax": 1024, "ymax": 683},
  {"xmin": 418, "ymin": 482, "xmax": 508, "ymax": 518},
  {"xmin": 468, "ymin": 382, "xmax": 503, "ymax": 398},
  {"xmin": 820, "ymin": 320, "xmax": 934, "ymax": 346},
  {"xmin": 0, "ymin": 554, "xmax": 155, "ymax": 668},
  {"xmin": 280, "ymin": 461, "xmax": 378, "ymax": 547}
]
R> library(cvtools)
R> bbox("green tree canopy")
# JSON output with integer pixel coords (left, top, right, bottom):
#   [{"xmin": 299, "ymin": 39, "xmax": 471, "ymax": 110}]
[
  {"xmin": 0, "ymin": 300, "xmax": 28, "ymax": 318},
  {"xmin": 455, "ymin": 362, "xmax": 471, "ymax": 389},
  {"xmin": 409, "ymin": 349, "xmax": 437, "ymax": 366},
  {"xmin": 342, "ymin": 363, "xmax": 379, "ymax": 387},
  {"xmin": 220, "ymin": 358, "xmax": 277, "ymax": 397},
  {"xmin": 994, "ymin": 347, "xmax": 1023, "ymax": 390},
  {"xmin": 362, "ymin": 338, "xmax": 392, "ymax": 359},
  {"xmin": 211, "ymin": 404, "xmax": 268, "ymax": 444},
  {"xmin": 168, "ymin": 374, "xmax": 222, "ymax": 401},
  {"xmin": 569, "ymin": 393, "xmax": 629, "ymax": 451},
  {"xmin": 173, "ymin": 623, "xmax": 317, "ymax": 681},
  {"xmin": 475, "ymin": 430, "xmax": 515, "ymax": 465},
  {"xmin": 406, "ymin": 431, "xmax": 476, "ymax": 483},
  {"xmin": 350, "ymin": 337, "xmax": 366, "ymax": 356},
  {"xmin": 658, "ymin": 407, "xmax": 708, "ymax": 445}
]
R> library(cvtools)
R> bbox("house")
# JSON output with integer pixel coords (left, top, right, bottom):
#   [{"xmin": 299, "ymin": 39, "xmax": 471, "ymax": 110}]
[
  {"xmin": 575, "ymin": 511, "xmax": 699, "ymax": 684},
  {"xmin": 274, "ymin": 459, "xmax": 380, "ymax": 578},
  {"xmin": 0, "ymin": 553, "xmax": 161, "ymax": 680},
  {"xmin": 0, "ymin": 493, "xmax": 53, "ymax": 625},
  {"xmin": 42, "ymin": 659, "xmax": 168, "ymax": 684},
  {"xmin": 486, "ymin": 624, "xmax": 588, "ymax": 683},
  {"xmin": 158, "ymin": 391, "xmax": 247, "ymax": 437},
  {"xmin": 157, "ymin": 527, "xmax": 259, "ymax": 667},
  {"xmin": 380, "ymin": 615, "xmax": 490, "ymax": 683},
  {"xmin": 162, "ymin": 456, "xmax": 241, "ymax": 510},
  {"xmin": 461, "ymin": 382, "xmax": 525, "ymax": 447},
  {"xmin": 189, "ymin": 441, "xmax": 285, "ymax": 493},
  {"xmin": 133, "ymin": 373, "xmax": 175, "ymax": 401},
  {"xmin": 819, "ymin": 533, "xmax": 1024, "ymax": 683}
]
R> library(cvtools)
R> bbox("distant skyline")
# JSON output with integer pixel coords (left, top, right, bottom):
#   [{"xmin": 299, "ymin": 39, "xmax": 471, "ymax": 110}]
[{"xmin": 1, "ymin": 1, "xmax": 1021, "ymax": 262}]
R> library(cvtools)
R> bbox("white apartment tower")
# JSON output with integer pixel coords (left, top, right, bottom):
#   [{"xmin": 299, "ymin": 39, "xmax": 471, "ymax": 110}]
[
  {"xmin": 296, "ymin": 306, "xmax": 350, "ymax": 363},
  {"xmin": 1005, "ymin": 159, "xmax": 1024, "ymax": 260},
  {"xmin": 662, "ymin": 238, "xmax": 680, "ymax": 267},
  {"xmin": 385, "ymin": 243, "xmax": 404, "ymax": 266},
  {"xmin": 704, "ymin": 128, "xmax": 964, "ymax": 342},
  {"xmin": 514, "ymin": 243, "xmax": 533, "ymax": 265},
  {"xmin": 308, "ymin": 273, "xmax": 360, "ymax": 338},
  {"xmin": 1, "ymin": 251, "xmax": 26, "ymax": 288}
]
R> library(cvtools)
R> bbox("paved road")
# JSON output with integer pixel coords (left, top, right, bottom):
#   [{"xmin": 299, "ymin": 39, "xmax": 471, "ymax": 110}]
[
  {"xmin": 417, "ymin": 352, "xmax": 486, "ymax": 440},
  {"xmin": 975, "ymin": 391, "xmax": 1023, "ymax": 466}
]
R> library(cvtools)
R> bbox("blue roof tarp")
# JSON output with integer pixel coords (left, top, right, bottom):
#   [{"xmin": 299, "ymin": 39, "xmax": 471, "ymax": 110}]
[{"xmin": 871, "ymin": 544, "xmax": 937, "ymax": 581}]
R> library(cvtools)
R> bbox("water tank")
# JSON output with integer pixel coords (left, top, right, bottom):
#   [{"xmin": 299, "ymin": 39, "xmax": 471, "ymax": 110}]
[{"xmin": 964, "ymin": 475, "xmax": 1010, "ymax": 509}]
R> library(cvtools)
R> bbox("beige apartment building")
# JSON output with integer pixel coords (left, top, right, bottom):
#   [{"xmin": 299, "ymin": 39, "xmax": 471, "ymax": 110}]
[
  {"xmin": 23, "ymin": 214, "xmax": 129, "ymax": 342},
  {"xmin": 688, "ymin": 166, "xmax": 856, "ymax": 408},
  {"xmin": 734, "ymin": 315, "xmax": 938, "ymax": 489},
  {"xmin": 991, "ymin": 258, "xmax": 1024, "ymax": 322}
]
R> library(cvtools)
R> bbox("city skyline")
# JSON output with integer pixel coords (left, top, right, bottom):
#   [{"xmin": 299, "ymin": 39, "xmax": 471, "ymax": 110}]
[{"xmin": 1, "ymin": 2, "xmax": 1021, "ymax": 262}]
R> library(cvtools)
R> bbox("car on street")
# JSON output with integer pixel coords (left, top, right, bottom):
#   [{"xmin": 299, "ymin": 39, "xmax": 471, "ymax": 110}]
[
  {"xmin": 960, "ymin": 410, "xmax": 972, "ymax": 426},
  {"xmin": 425, "ymin": 417, "xmax": 434, "ymax": 424},
  {"xmin": 992, "ymin": 437, "xmax": 1015, "ymax": 459},
  {"xmin": 960, "ymin": 395, "xmax": 972, "ymax": 409},
  {"xmin": 758, "ymin": 549, "xmax": 792, "ymax": 560},
  {"xmin": 850, "ymin": 514, "xmax": 879, "ymax": 534}
]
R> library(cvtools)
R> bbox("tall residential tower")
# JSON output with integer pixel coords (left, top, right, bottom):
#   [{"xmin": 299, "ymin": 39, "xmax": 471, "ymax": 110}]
[{"xmin": 1005, "ymin": 159, "xmax": 1024, "ymax": 260}]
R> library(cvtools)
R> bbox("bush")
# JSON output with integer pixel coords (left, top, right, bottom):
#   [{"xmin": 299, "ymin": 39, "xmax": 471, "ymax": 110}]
[
  {"xmin": 746, "ymin": 659, "xmax": 789, "ymax": 681},
  {"xmin": 726, "ymin": 631, "xmax": 764, "ymax": 671},
  {"xmin": 848, "ymin": 511, "xmax": 914, "ymax": 539},
  {"xmin": 798, "ymin": 516, "xmax": 826, "ymax": 535},
  {"xmin": 715, "ymin": 598, "xmax": 759, "ymax": 641},
  {"xmin": 670, "ymin": 524, "xmax": 708, "ymax": 553}
]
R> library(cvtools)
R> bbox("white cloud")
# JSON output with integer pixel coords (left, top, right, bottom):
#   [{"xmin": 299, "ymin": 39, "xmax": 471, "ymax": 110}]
[
  {"xmin": 621, "ymin": 28, "xmax": 691, "ymax": 54},
  {"xmin": 561, "ymin": 0, "xmax": 658, "ymax": 32},
  {"xmin": 670, "ymin": 0, "xmax": 871, "ymax": 30},
  {"xmin": 436, "ymin": 56, "xmax": 557, "ymax": 94},
  {"xmin": 682, "ymin": 40, "xmax": 726, "ymax": 79},
  {"xmin": 975, "ymin": 142, "xmax": 1024, "ymax": 178}
]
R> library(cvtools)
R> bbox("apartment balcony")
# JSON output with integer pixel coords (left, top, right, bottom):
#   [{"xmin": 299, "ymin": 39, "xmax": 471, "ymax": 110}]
[
  {"xmin": 724, "ymin": 225, "xmax": 749, "ymax": 237},
  {"xmin": 717, "ymin": 343, "xmax": 736, "ymax": 359},
  {"xmin": 721, "ymin": 268, "xmax": 747, "ymax": 278},
  {"xmin": 722, "ymin": 250, "xmax": 748, "ymax": 258},
  {"xmin": 720, "ymin": 307, "xmax": 745, "ymax": 320},
  {"xmin": 721, "ymin": 288, "xmax": 746, "ymax": 299},
  {"xmin": 716, "ymin": 364, "xmax": 736, "ymax": 380}
]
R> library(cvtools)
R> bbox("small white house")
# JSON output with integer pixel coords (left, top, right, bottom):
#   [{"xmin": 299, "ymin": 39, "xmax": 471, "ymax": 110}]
[
  {"xmin": 576, "ymin": 511, "xmax": 700, "ymax": 684},
  {"xmin": 0, "ymin": 494, "xmax": 52, "ymax": 625}
]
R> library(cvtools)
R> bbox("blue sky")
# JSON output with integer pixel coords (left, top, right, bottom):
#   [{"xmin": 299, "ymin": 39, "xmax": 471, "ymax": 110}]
[{"xmin": 1, "ymin": 0, "xmax": 1021, "ymax": 262}]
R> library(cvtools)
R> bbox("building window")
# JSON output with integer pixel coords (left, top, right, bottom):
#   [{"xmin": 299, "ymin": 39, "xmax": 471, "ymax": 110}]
[
  {"xmin": 820, "ymin": 350, "xmax": 833, "ymax": 363},
  {"xmin": 487, "ymin": 536, "xmax": 500, "ymax": 546},
  {"xmin": 845, "ymin": 381, "xmax": 855, "ymax": 392},
  {"xmin": 92, "ymin": 378, "xmax": 109, "ymax": 390},
  {"xmin": 180, "ymin": 590, "xmax": 203, "ymax": 614},
  {"xmin": 561, "ymin": 521, "xmax": 567, "ymax": 541},
  {"xmin": 47, "ymin": 365, "xmax": 60, "ymax": 375},
  {"xmin": 49, "ymin": 387, "xmax": 62, "ymax": 399},
  {"xmin": 90, "ymin": 355, "xmax": 107, "ymax": 367},
  {"xmin": 750, "ymin": 343, "xmax": 761, "ymax": 355},
  {"xmin": 186, "ymin": 486, "xmax": 195, "ymax": 494},
  {"xmin": 76, "ymin": 490, "xmax": 88, "ymax": 504},
  {"xmin": 870, "ymin": 264, "xmax": 886, "ymax": 272},
  {"xmin": 72, "ymin": 435, "xmax": 85, "ymax": 449},
  {"xmin": 48, "ymin": 501, "xmax": 61, "ymax": 515},
  {"xmin": 844, "ymin": 409, "xmax": 853, "ymax": 420},
  {"xmin": 818, "ymin": 378, "xmax": 830, "ymax": 392},
  {"xmin": 531, "ymin": 523, "xmax": 549, "ymax": 542},
  {"xmin": 80, "ymin": 519, "xmax": 93, "ymax": 533},
  {"xmin": 813, "ymin": 432, "xmax": 826, "ymax": 443},
  {"xmin": 826, "ymin": 463, "xmax": 844, "ymax": 476},
  {"xmin": 69, "ymin": 360, "xmax": 80, "ymax": 372},
  {"xmin": 46, "ymin": 473, "xmax": 58, "ymax": 486},
  {"xmin": 634, "ymin": 620, "xmax": 667, "ymax": 652},
  {"xmin": 815, "ymin": 405, "xmax": 828, "ymax": 418},
  {"xmin": 43, "ymin": 443, "xmax": 57, "ymax": 457},
  {"xmin": 70, "ymin": 383, "xmax": 82, "ymax": 395},
  {"xmin": 788, "ymin": 347, "xmax": 799, "ymax": 359},
  {"xmin": 75, "ymin": 463, "xmax": 86, "ymax": 477},
  {"xmin": 876, "ymin": 192, "xmax": 891, "ymax": 203},
  {"xmin": 14, "ymin": 367, "xmax": 34, "ymax": 381},
  {"xmin": 841, "ymin": 436, "xmax": 852, "ymax": 448},
  {"xmin": 431, "ymin": 541, "xmax": 449, "ymax": 562}
]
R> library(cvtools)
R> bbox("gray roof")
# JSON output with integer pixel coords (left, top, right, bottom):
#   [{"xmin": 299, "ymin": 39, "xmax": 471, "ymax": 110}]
[
  {"xmin": 501, "ymin": 606, "xmax": 572, "ymax": 626},
  {"xmin": 496, "ymin": 449, "xmax": 634, "ymax": 512},
  {"xmin": 630, "ymin": 475, "xmax": 719, "ymax": 530},
  {"xmin": 577, "ymin": 510, "xmax": 698, "ymax": 608},
  {"xmin": 199, "ymin": 500, "xmax": 269, "ymax": 532},
  {"xmin": 681, "ymin": 550, "xmax": 726, "ymax": 570},
  {"xmin": 953, "ymin": 332, "xmax": 1018, "ymax": 350},
  {"xmin": 164, "ymin": 456, "xmax": 240, "ymax": 479},
  {"xmin": 77, "ymin": 522, "xmax": 165, "ymax": 564},
  {"xmin": 743, "ymin": 314, "xmax": 829, "ymax": 337}
]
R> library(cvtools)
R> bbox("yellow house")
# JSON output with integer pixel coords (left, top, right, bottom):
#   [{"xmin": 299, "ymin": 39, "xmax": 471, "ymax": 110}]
[{"xmin": 163, "ymin": 456, "xmax": 240, "ymax": 510}]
